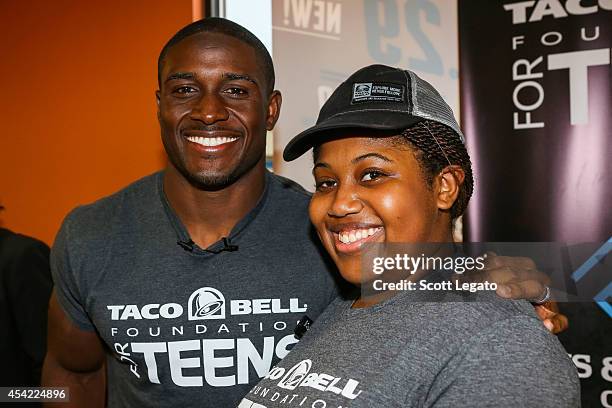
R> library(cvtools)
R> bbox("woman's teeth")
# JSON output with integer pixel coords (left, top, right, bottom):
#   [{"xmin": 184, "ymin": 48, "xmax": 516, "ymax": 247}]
[
  {"xmin": 187, "ymin": 136, "xmax": 238, "ymax": 147},
  {"xmin": 337, "ymin": 227, "xmax": 382, "ymax": 244}
]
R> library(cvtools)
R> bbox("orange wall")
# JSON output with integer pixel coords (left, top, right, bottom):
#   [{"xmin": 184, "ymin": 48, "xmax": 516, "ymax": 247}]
[{"xmin": 0, "ymin": 1, "xmax": 193, "ymax": 245}]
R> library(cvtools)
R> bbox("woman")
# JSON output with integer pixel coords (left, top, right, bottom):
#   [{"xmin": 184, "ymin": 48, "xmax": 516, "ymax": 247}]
[{"xmin": 239, "ymin": 65, "xmax": 579, "ymax": 407}]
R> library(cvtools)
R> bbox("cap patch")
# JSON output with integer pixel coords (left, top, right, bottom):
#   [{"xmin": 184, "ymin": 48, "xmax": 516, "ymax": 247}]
[{"xmin": 351, "ymin": 82, "xmax": 405, "ymax": 104}]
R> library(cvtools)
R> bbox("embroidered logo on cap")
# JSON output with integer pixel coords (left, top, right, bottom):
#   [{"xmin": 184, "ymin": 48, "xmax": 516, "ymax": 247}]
[
  {"xmin": 352, "ymin": 82, "xmax": 405, "ymax": 104},
  {"xmin": 353, "ymin": 83, "xmax": 372, "ymax": 98}
]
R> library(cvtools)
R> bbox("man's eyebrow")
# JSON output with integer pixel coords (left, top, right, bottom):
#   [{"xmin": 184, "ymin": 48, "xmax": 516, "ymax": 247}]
[
  {"xmin": 224, "ymin": 72, "xmax": 258, "ymax": 85},
  {"xmin": 351, "ymin": 152, "xmax": 393, "ymax": 164},
  {"xmin": 165, "ymin": 72, "xmax": 195, "ymax": 82}
]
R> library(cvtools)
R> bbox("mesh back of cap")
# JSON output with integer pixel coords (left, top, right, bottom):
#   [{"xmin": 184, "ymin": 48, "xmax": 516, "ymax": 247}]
[{"xmin": 407, "ymin": 71, "xmax": 465, "ymax": 143}]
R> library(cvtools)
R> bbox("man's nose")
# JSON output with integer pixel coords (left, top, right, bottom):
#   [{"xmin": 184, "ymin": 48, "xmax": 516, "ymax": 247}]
[
  {"xmin": 191, "ymin": 93, "xmax": 229, "ymax": 124},
  {"xmin": 327, "ymin": 183, "xmax": 363, "ymax": 218}
]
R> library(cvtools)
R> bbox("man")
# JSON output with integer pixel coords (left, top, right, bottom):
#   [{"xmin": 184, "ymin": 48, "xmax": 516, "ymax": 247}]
[
  {"xmin": 42, "ymin": 18, "xmax": 564, "ymax": 407},
  {"xmin": 42, "ymin": 18, "xmax": 339, "ymax": 408}
]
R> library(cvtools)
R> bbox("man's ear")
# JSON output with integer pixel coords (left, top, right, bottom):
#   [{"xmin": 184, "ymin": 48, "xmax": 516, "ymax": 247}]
[
  {"xmin": 266, "ymin": 90, "xmax": 282, "ymax": 131},
  {"xmin": 155, "ymin": 90, "xmax": 161, "ymax": 120},
  {"xmin": 436, "ymin": 165, "xmax": 465, "ymax": 211}
]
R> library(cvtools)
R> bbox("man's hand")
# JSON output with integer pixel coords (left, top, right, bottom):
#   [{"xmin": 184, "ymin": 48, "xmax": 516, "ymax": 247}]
[
  {"xmin": 533, "ymin": 301, "xmax": 569, "ymax": 334},
  {"xmin": 461, "ymin": 252, "xmax": 569, "ymax": 334}
]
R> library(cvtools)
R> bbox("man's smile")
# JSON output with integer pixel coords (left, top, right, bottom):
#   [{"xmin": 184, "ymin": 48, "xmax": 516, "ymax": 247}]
[{"xmin": 186, "ymin": 136, "xmax": 239, "ymax": 147}]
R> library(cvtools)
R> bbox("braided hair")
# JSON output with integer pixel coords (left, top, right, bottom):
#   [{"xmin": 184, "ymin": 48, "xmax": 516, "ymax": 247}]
[{"xmin": 399, "ymin": 120, "xmax": 473, "ymax": 219}]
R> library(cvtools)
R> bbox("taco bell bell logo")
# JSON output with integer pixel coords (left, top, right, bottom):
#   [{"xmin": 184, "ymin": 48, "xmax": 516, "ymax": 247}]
[
  {"xmin": 277, "ymin": 359, "xmax": 312, "ymax": 390},
  {"xmin": 188, "ymin": 287, "xmax": 226, "ymax": 320}
]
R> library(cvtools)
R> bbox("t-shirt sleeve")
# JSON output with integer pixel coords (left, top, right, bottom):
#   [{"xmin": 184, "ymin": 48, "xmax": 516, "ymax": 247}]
[
  {"xmin": 50, "ymin": 211, "xmax": 96, "ymax": 331},
  {"xmin": 424, "ymin": 316, "xmax": 580, "ymax": 408}
]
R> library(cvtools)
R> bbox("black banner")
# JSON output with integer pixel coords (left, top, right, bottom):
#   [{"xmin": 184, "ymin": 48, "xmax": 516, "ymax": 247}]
[{"xmin": 459, "ymin": 1, "xmax": 612, "ymax": 406}]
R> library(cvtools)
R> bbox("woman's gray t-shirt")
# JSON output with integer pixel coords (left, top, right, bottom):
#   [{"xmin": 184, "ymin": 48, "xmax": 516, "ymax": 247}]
[{"xmin": 241, "ymin": 287, "xmax": 580, "ymax": 407}]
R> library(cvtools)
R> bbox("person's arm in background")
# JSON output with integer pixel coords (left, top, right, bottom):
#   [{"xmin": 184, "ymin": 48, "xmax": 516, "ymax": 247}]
[
  {"xmin": 42, "ymin": 292, "xmax": 105, "ymax": 408},
  {"xmin": 3, "ymin": 233, "xmax": 53, "ymax": 385},
  {"xmin": 425, "ymin": 316, "xmax": 580, "ymax": 408}
]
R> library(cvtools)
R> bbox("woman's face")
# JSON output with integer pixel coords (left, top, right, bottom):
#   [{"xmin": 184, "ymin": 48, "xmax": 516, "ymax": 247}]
[{"xmin": 309, "ymin": 135, "xmax": 453, "ymax": 285}]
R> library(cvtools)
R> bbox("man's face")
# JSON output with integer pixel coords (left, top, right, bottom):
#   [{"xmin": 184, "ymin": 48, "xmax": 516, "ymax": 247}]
[{"xmin": 157, "ymin": 32, "xmax": 280, "ymax": 189}]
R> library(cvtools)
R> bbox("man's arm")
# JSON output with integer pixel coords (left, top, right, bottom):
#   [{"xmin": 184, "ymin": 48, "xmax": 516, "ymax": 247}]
[
  {"xmin": 42, "ymin": 292, "xmax": 106, "ymax": 408},
  {"xmin": 463, "ymin": 253, "xmax": 569, "ymax": 333}
]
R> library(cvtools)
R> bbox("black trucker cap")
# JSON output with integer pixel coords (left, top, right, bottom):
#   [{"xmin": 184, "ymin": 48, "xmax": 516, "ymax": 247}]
[{"xmin": 283, "ymin": 64, "xmax": 465, "ymax": 161}]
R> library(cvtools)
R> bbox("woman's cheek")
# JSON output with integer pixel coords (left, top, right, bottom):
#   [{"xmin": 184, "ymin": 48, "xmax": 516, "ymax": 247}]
[
  {"xmin": 375, "ymin": 186, "xmax": 424, "ymax": 242},
  {"xmin": 308, "ymin": 195, "xmax": 324, "ymax": 226},
  {"xmin": 309, "ymin": 196, "xmax": 332, "ymax": 248},
  {"xmin": 375, "ymin": 189, "xmax": 404, "ymax": 227},
  {"xmin": 379, "ymin": 192, "xmax": 397, "ymax": 212}
]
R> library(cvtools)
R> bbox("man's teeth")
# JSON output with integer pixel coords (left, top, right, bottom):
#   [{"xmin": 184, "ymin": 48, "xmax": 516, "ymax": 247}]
[
  {"xmin": 337, "ymin": 227, "xmax": 382, "ymax": 244},
  {"xmin": 186, "ymin": 136, "xmax": 238, "ymax": 147}
]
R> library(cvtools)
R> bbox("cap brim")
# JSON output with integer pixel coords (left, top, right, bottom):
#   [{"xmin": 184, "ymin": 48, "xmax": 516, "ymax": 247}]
[{"xmin": 283, "ymin": 111, "xmax": 423, "ymax": 161}]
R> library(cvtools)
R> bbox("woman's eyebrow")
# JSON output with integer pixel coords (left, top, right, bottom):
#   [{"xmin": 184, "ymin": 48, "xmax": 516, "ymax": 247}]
[
  {"xmin": 312, "ymin": 162, "xmax": 330, "ymax": 173},
  {"xmin": 351, "ymin": 152, "xmax": 393, "ymax": 164}
]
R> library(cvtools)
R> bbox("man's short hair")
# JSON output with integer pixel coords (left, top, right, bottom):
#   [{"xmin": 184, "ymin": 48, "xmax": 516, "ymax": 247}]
[{"xmin": 157, "ymin": 17, "xmax": 275, "ymax": 94}]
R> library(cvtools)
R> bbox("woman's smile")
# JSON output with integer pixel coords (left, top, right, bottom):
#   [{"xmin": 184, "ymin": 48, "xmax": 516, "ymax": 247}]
[{"xmin": 327, "ymin": 223, "xmax": 385, "ymax": 254}]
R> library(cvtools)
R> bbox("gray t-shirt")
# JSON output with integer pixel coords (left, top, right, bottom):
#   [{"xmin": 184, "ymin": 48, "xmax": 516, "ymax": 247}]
[
  {"xmin": 51, "ymin": 171, "xmax": 340, "ymax": 407},
  {"xmin": 240, "ymin": 284, "xmax": 580, "ymax": 407}
]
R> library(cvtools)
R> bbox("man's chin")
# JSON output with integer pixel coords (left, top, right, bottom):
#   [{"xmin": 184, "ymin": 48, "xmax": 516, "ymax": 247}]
[{"xmin": 181, "ymin": 168, "xmax": 239, "ymax": 191}]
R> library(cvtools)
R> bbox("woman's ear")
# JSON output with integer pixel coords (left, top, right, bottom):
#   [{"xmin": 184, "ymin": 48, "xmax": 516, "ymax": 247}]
[{"xmin": 436, "ymin": 165, "xmax": 465, "ymax": 211}]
